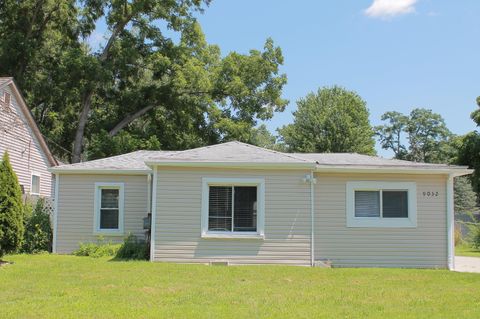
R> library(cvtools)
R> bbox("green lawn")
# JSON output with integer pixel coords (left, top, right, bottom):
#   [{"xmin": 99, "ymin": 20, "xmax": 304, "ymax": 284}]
[
  {"xmin": 456, "ymin": 244, "xmax": 480, "ymax": 257},
  {"xmin": 1, "ymin": 254, "xmax": 480, "ymax": 318}
]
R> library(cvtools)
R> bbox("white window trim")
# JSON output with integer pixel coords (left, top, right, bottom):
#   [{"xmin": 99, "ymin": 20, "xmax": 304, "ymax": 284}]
[
  {"xmin": 201, "ymin": 177, "xmax": 265, "ymax": 239},
  {"xmin": 30, "ymin": 172, "xmax": 41, "ymax": 196},
  {"xmin": 93, "ymin": 182, "xmax": 125, "ymax": 235},
  {"xmin": 346, "ymin": 181, "xmax": 417, "ymax": 228}
]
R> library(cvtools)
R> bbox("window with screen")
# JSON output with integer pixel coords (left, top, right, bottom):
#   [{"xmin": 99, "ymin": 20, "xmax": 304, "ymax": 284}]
[
  {"xmin": 95, "ymin": 183, "xmax": 124, "ymax": 233},
  {"xmin": 31, "ymin": 174, "xmax": 40, "ymax": 195},
  {"xmin": 202, "ymin": 178, "xmax": 265, "ymax": 238},
  {"xmin": 347, "ymin": 181, "xmax": 417, "ymax": 228}
]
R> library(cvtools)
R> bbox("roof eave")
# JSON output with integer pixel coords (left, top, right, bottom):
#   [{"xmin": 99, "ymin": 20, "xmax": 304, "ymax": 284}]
[
  {"xmin": 145, "ymin": 161, "xmax": 316, "ymax": 170},
  {"xmin": 314, "ymin": 165, "xmax": 473, "ymax": 176},
  {"xmin": 48, "ymin": 168, "xmax": 152, "ymax": 175}
]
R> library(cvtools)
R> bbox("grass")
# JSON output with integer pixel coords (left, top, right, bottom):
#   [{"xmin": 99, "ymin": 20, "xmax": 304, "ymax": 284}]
[
  {"xmin": 456, "ymin": 243, "xmax": 480, "ymax": 257},
  {"xmin": 1, "ymin": 254, "xmax": 480, "ymax": 318}
]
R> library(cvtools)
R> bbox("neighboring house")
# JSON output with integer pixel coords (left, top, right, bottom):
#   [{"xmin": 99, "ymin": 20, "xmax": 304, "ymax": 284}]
[
  {"xmin": 0, "ymin": 77, "xmax": 57, "ymax": 198},
  {"xmin": 50, "ymin": 142, "xmax": 471, "ymax": 269}
]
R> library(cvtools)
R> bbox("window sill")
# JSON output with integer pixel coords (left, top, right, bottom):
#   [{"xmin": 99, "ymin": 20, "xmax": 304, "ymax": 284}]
[
  {"xmin": 201, "ymin": 233, "xmax": 265, "ymax": 240},
  {"xmin": 93, "ymin": 230, "xmax": 124, "ymax": 236}
]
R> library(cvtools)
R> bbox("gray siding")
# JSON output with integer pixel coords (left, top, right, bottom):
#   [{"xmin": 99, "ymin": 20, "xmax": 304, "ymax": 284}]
[
  {"xmin": 314, "ymin": 173, "xmax": 448, "ymax": 268},
  {"xmin": 56, "ymin": 174, "xmax": 149, "ymax": 253},
  {"xmin": 153, "ymin": 168, "xmax": 311, "ymax": 265},
  {"xmin": 0, "ymin": 85, "xmax": 52, "ymax": 197}
]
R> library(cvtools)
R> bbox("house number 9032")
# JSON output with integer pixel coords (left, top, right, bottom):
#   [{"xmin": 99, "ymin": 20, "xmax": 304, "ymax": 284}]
[{"xmin": 423, "ymin": 191, "xmax": 439, "ymax": 197}]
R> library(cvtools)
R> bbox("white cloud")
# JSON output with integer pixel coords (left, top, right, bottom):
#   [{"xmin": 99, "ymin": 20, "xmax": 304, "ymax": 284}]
[{"xmin": 364, "ymin": 0, "xmax": 418, "ymax": 19}]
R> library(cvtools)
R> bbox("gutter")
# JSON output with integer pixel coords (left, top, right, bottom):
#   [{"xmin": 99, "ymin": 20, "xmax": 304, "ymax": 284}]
[
  {"xmin": 48, "ymin": 168, "xmax": 152, "ymax": 175},
  {"xmin": 314, "ymin": 166, "xmax": 472, "ymax": 176},
  {"xmin": 145, "ymin": 161, "xmax": 316, "ymax": 170},
  {"xmin": 446, "ymin": 174, "xmax": 455, "ymax": 270}
]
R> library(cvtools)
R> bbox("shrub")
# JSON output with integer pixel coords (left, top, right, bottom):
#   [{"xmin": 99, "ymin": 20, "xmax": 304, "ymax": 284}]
[
  {"xmin": 454, "ymin": 225, "xmax": 463, "ymax": 247},
  {"xmin": 73, "ymin": 237, "xmax": 121, "ymax": 258},
  {"xmin": 22, "ymin": 199, "xmax": 52, "ymax": 253},
  {"xmin": 473, "ymin": 225, "xmax": 480, "ymax": 249},
  {"xmin": 115, "ymin": 234, "xmax": 149, "ymax": 260},
  {"xmin": 0, "ymin": 152, "xmax": 24, "ymax": 258}
]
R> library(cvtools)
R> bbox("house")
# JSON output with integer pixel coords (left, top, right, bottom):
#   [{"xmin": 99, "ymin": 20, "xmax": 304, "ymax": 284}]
[
  {"xmin": 50, "ymin": 142, "xmax": 471, "ymax": 268},
  {"xmin": 0, "ymin": 77, "xmax": 57, "ymax": 198}
]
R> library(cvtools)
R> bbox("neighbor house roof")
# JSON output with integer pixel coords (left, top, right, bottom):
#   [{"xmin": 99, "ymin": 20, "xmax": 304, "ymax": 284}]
[
  {"xmin": 0, "ymin": 77, "xmax": 58, "ymax": 167},
  {"xmin": 49, "ymin": 141, "xmax": 472, "ymax": 176}
]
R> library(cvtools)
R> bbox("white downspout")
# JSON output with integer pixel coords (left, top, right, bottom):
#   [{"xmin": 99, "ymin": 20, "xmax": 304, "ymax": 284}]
[
  {"xmin": 150, "ymin": 166, "xmax": 158, "ymax": 262},
  {"xmin": 446, "ymin": 174, "xmax": 454, "ymax": 270},
  {"xmin": 52, "ymin": 173, "xmax": 59, "ymax": 253},
  {"xmin": 310, "ymin": 171, "xmax": 316, "ymax": 267}
]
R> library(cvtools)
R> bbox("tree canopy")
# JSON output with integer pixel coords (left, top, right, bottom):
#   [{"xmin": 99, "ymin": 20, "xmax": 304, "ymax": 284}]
[
  {"xmin": 0, "ymin": 0, "xmax": 288, "ymax": 162},
  {"xmin": 375, "ymin": 108, "xmax": 453, "ymax": 163},
  {"xmin": 278, "ymin": 86, "xmax": 376, "ymax": 154}
]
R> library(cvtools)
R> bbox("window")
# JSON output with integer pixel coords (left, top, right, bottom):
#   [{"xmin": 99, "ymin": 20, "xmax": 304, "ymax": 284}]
[
  {"xmin": 202, "ymin": 178, "xmax": 265, "ymax": 239},
  {"xmin": 31, "ymin": 174, "xmax": 40, "ymax": 195},
  {"xmin": 346, "ymin": 181, "xmax": 417, "ymax": 228},
  {"xmin": 94, "ymin": 183, "xmax": 124, "ymax": 234}
]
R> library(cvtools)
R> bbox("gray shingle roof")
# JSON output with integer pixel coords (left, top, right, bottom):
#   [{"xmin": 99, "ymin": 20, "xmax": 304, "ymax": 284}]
[{"xmin": 50, "ymin": 141, "xmax": 470, "ymax": 173}]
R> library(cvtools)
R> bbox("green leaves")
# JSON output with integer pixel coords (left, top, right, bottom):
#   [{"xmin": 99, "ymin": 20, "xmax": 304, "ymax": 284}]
[
  {"xmin": 279, "ymin": 86, "xmax": 376, "ymax": 155},
  {"xmin": 375, "ymin": 108, "xmax": 452, "ymax": 163}
]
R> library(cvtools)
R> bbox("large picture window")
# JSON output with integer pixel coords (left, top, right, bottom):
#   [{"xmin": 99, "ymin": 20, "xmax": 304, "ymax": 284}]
[
  {"xmin": 346, "ymin": 181, "xmax": 417, "ymax": 228},
  {"xmin": 94, "ymin": 183, "xmax": 124, "ymax": 234},
  {"xmin": 202, "ymin": 178, "xmax": 265, "ymax": 239}
]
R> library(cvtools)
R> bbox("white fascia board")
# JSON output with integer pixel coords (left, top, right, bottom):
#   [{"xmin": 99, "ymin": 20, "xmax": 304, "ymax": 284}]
[
  {"xmin": 48, "ymin": 168, "xmax": 152, "ymax": 175},
  {"xmin": 314, "ymin": 165, "xmax": 473, "ymax": 176},
  {"xmin": 145, "ymin": 161, "xmax": 316, "ymax": 170}
]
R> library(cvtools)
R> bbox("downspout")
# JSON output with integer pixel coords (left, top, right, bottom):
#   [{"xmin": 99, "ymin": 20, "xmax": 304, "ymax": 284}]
[
  {"xmin": 147, "ymin": 174, "xmax": 152, "ymax": 215},
  {"xmin": 310, "ymin": 170, "xmax": 315, "ymax": 267},
  {"xmin": 446, "ymin": 174, "xmax": 454, "ymax": 270},
  {"xmin": 149, "ymin": 166, "xmax": 158, "ymax": 262},
  {"xmin": 52, "ymin": 173, "xmax": 59, "ymax": 253}
]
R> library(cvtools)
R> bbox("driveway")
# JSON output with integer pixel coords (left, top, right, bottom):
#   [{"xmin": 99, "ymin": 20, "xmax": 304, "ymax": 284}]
[{"xmin": 454, "ymin": 256, "xmax": 480, "ymax": 273}]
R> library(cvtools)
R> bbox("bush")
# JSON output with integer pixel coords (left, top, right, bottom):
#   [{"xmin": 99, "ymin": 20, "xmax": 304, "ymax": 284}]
[
  {"xmin": 115, "ymin": 234, "xmax": 149, "ymax": 260},
  {"xmin": 473, "ymin": 225, "xmax": 480, "ymax": 249},
  {"xmin": 455, "ymin": 225, "xmax": 463, "ymax": 247},
  {"xmin": 0, "ymin": 151, "xmax": 24, "ymax": 258},
  {"xmin": 73, "ymin": 237, "xmax": 121, "ymax": 258},
  {"xmin": 22, "ymin": 199, "xmax": 52, "ymax": 253}
]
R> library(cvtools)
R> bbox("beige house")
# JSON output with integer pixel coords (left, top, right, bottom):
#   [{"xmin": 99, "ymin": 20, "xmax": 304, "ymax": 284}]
[
  {"xmin": 50, "ymin": 142, "xmax": 471, "ymax": 268},
  {"xmin": 0, "ymin": 77, "xmax": 57, "ymax": 198}
]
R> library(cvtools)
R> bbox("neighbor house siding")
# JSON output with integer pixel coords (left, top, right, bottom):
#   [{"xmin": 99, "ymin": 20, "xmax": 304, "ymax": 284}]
[
  {"xmin": 0, "ymin": 85, "xmax": 52, "ymax": 197},
  {"xmin": 314, "ymin": 173, "xmax": 447, "ymax": 268},
  {"xmin": 56, "ymin": 174, "xmax": 149, "ymax": 253},
  {"xmin": 153, "ymin": 167, "xmax": 311, "ymax": 265}
]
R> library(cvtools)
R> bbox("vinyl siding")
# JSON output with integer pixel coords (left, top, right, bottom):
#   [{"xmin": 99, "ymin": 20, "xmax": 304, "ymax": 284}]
[
  {"xmin": 56, "ymin": 174, "xmax": 149, "ymax": 253},
  {"xmin": 314, "ymin": 173, "xmax": 448, "ymax": 268},
  {"xmin": 0, "ymin": 85, "xmax": 52, "ymax": 197},
  {"xmin": 153, "ymin": 167, "xmax": 311, "ymax": 265}
]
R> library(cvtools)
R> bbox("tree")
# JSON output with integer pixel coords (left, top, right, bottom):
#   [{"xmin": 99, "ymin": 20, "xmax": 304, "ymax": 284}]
[
  {"xmin": 375, "ymin": 108, "xmax": 452, "ymax": 163},
  {"xmin": 247, "ymin": 124, "xmax": 282, "ymax": 151},
  {"xmin": 454, "ymin": 176, "xmax": 478, "ymax": 214},
  {"xmin": 278, "ymin": 86, "xmax": 376, "ymax": 154},
  {"xmin": 0, "ymin": 152, "xmax": 24, "ymax": 258},
  {"xmin": 0, "ymin": 1, "xmax": 288, "ymax": 163}
]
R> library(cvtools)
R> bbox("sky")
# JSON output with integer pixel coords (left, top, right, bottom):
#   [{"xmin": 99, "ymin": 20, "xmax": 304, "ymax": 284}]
[{"xmin": 89, "ymin": 0, "xmax": 480, "ymax": 157}]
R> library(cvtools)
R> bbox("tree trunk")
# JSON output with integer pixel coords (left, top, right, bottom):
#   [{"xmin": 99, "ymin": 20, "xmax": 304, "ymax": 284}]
[
  {"xmin": 108, "ymin": 104, "xmax": 156, "ymax": 137},
  {"xmin": 72, "ymin": 91, "xmax": 93, "ymax": 163}
]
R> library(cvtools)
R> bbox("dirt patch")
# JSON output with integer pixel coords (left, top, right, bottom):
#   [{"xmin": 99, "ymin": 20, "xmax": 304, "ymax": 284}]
[{"xmin": 0, "ymin": 260, "xmax": 13, "ymax": 267}]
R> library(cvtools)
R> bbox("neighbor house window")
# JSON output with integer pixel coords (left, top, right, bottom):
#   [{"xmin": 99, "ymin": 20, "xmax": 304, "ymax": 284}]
[
  {"xmin": 30, "ymin": 174, "xmax": 40, "ymax": 195},
  {"xmin": 94, "ymin": 183, "xmax": 124, "ymax": 234},
  {"xmin": 346, "ymin": 181, "xmax": 417, "ymax": 228},
  {"xmin": 201, "ymin": 178, "xmax": 265, "ymax": 238}
]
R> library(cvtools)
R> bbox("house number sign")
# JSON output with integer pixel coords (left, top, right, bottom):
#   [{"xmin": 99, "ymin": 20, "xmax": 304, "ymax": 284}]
[{"xmin": 422, "ymin": 191, "xmax": 439, "ymax": 197}]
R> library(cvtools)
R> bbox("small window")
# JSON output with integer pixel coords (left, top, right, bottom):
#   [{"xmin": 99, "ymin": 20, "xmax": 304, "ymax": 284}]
[
  {"xmin": 31, "ymin": 174, "xmax": 40, "ymax": 195},
  {"xmin": 94, "ymin": 183, "xmax": 124, "ymax": 234},
  {"xmin": 202, "ymin": 178, "xmax": 265, "ymax": 238},
  {"xmin": 347, "ymin": 181, "xmax": 417, "ymax": 228}
]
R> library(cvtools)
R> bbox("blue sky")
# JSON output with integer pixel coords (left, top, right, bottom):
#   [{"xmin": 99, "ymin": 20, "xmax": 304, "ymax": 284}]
[
  {"xmin": 89, "ymin": 0, "xmax": 480, "ymax": 157},
  {"xmin": 194, "ymin": 0, "xmax": 480, "ymax": 156}
]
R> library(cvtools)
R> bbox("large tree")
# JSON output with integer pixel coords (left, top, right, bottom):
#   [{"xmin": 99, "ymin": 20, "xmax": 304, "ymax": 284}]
[
  {"xmin": 375, "ymin": 108, "xmax": 452, "ymax": 163},
  {"xmin": 0, "ymin": 152, "xmax": 24, "ymax": 258},
  {"xmin": 0, "ymin": 1, "xmax": 288, "ymax": 162},
  {"xmin": 278, "ymin": 86, "xmax": 376, "ymax": 154}
]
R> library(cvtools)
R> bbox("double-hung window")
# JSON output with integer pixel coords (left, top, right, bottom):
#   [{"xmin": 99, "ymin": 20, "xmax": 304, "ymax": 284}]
[
  {"xmin": 94, "ymin": 183, "xmax": 124, "ymax": 234},
  {"xmin": 346, "ymin": 181, "xmax": 417, "ymax": 228},
  {"xmin": 202, "ymin": 178, "xmax": 265, "ymax": 239},
  {"xmin": 30, "ymin": 173, "xmax": 40, "ymax": 195}
]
